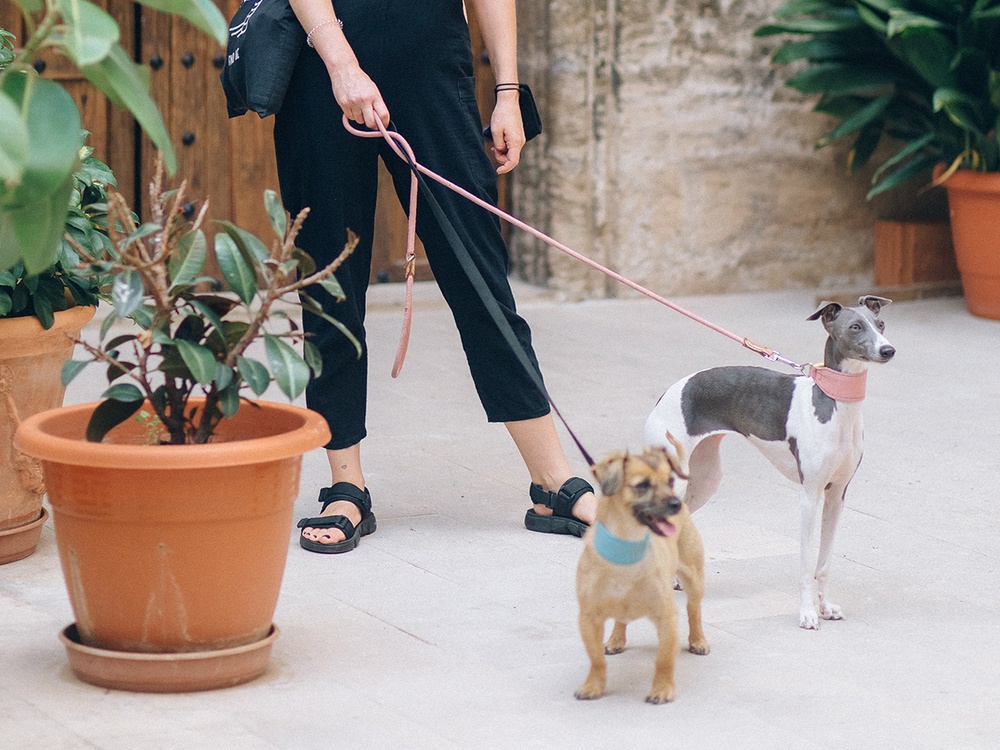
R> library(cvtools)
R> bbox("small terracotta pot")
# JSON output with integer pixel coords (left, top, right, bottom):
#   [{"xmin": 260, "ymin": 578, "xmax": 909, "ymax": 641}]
[
  {"xmin": 0, "ymin": 306, "xmax": 95, "ymax": 563},
  {"xmin": 14, "ymin": 399, "xmax": 329, "ymax": 664},
  {"xmin": 935, "ymin": 168, "xmax": 1000, "ymax": 320}
]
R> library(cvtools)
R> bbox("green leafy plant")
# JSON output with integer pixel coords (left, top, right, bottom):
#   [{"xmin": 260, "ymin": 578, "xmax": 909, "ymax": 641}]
[
  {"xmin": 0, "ymin": 28, "xmax": 14, "ymax": 69},
  {"xmin": 0, "ymin": 146, "xmax": 113, "ymax": 327},
  {"xmin": 62, "ymin": 161, "xmax": 360, "ymax": 445},
  {"xmin": 755, "ymin": 0, "xmax": 1000, "ymax": 198},
  {"xmin": 0, "ymin": 0, "xmax": 227, "ymax": 273}
]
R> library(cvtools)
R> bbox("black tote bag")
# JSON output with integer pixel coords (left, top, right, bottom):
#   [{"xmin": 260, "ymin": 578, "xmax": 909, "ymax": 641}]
[{"xmin": 220, "ymin": 0, "xmax": 305, "ymax": 118}]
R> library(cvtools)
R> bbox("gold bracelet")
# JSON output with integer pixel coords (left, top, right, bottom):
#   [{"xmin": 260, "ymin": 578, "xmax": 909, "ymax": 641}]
[{"xmin": 306, "ymin": 18, "xmax": 343, "ymax": 48}]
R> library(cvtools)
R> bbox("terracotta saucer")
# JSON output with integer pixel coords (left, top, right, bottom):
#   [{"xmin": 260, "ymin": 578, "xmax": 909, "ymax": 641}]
[
  {"xmin": 59, "ymin": 623, "xmax": 279, "ymax": 693},
  {"xmin": 0, "ymin": 507, "xmax": 48, "ymax": 565}
]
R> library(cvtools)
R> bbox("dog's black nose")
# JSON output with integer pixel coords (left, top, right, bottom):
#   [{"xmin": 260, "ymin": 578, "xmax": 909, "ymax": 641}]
[
  {"xmin": 880, "ymin": 345, "xmax": 896, "ymax": 361},
  {"xmin": 667, "ymin": 496, "xmax": 682, "ymax": 514}
]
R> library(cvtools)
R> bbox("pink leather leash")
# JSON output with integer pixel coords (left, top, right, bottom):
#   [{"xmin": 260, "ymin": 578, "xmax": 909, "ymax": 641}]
[{"xmin": 345, "ymin": 117, "xmax": 864, "ymax": 403}]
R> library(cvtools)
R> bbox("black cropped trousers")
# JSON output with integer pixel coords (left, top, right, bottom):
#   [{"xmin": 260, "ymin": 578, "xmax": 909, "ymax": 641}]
[{"xmin": 273, "ymin": 0, "xmax": 548, "ymax": 450}]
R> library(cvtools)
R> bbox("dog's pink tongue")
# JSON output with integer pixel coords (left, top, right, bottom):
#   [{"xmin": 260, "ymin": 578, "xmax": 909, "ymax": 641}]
[{"xmin": 656, "ymin": 519, "xmax": 678, "ymax": 537}]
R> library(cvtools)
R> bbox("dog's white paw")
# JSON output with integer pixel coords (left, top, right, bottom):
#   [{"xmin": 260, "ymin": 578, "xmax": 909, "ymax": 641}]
[
  {"xmin": 820, "ymin": 601, "xmax": 844, "ymax": 621},
  {"xmin": 799, "ymin": 609, "xmax": 821, "ymax": 630}
]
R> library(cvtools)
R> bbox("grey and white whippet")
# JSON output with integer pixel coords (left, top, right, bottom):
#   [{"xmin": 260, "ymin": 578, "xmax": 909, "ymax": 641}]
[{"xmin": 644, "ymin": 296, "xmax": 895, "ymax": 629}]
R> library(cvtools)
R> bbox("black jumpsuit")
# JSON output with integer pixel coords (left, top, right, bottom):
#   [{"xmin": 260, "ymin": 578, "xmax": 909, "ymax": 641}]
[{"xmin": 274, "ymin": 0, "xmax": 548, "ymax": 450}]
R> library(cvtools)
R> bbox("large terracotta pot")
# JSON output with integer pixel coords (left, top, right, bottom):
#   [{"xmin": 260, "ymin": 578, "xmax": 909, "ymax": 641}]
[
  {"xmin": 936, "ymin": 169, "xmax": 1000, "ymax": 320},
  {"xmin": 14, "ymin": 398, "xmax": 330, "ymax": 691},
  {"xmin": 0, "ymin": 305, "xmax": 95, "ymax": 564}
]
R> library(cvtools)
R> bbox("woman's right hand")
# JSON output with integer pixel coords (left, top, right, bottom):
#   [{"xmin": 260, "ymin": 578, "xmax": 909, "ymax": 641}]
[{"xmin": 327, "ymin": 61, "xmax": 390, "ymax": 130}]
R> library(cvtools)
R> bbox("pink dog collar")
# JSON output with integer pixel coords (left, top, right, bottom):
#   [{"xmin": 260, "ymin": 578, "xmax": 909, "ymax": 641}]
[{"xmin": 807, "ymin": 366, "xmax": 867, "ymax": 402}]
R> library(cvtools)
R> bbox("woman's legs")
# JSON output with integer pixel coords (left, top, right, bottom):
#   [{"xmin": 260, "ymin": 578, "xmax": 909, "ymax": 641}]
[{"xmin": 302, "ymin": 415, "xmax": 596, "ymax": 547}]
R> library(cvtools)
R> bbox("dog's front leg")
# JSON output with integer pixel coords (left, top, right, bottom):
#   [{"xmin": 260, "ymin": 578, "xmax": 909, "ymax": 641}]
[
  {"xmin": 647, "ymin": 605, "xmax": 680, "ymax": 704},
  {"xmin": 815, "ymin": 480, "xmax": 851, "ymax": 621},
  {"xmin": 575, "ymin": 613, "xmax": 608, "ymax": 700},
  {"xmin": 798, "ymin": 489, "xmax": 824, "ymax": 629}
]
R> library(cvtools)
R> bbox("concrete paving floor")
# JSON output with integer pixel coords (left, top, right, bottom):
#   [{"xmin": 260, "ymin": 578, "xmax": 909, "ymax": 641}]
[{"xmin": 2, "ymin": 281, "xmax": 998, "ymax": 749}]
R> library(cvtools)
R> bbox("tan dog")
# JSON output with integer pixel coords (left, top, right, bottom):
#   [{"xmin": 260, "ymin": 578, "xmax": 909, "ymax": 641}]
[{"xmin": 575, "ymin": 441, "xmax": 710, "ymax": 704}]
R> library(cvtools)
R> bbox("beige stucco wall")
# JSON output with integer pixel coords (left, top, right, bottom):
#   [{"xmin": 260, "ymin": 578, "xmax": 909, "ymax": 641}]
[{"xmin": 510, "ymin": 0, "xmax": 880, "ymax": 297}]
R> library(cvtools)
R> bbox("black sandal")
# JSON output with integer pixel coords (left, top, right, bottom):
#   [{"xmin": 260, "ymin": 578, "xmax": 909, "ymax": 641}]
[
  {"xmin": 297, "ymin": 482, "xmax": 377, "ymax": 554},
  {"xmin": 524, "ymin": 477, "xmax": 594, "ymax": 537}
]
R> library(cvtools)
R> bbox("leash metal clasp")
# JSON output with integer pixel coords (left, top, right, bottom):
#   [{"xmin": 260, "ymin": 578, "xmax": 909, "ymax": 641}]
[{"xmin": 743, "ymin": 338, "xmax": 806, "ymax": 373}]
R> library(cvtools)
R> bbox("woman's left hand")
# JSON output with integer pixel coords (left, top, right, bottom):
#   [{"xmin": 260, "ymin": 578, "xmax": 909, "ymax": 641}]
[{"xmin": 489, "ymin": 91, "xmax": 525, "ymax": 174}]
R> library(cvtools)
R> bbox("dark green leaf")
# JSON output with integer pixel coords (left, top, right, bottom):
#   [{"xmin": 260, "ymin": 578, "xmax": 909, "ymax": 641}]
[
  {"xmin": 872, "ymin": 133, "xmax": 937, "ymax": 181},
  {"xmin": 817, "ymin": 93, "xmax": 892, "ymax": 146},
  {"xmin": 0, "ymin": 73, "xmax": 82, "ymax": 207},
  {"xmin": 57, "ymin": 0, "xmax": 120, "ymax": 67},
  {"xmin": 299, "ymin": 293, "xmax": 362, "ymax": 358},
  {"xmin": 317, "ymin": 273, "xmax": 346, "ymax": 302},
  {"xmin": 218, "ymin": 383, "xmax": 241, "ymax": 417},
  {"xmin": 848, "ymin": 121, "xmax": 884, "ymax": 171},
  {"xmin": 187, "ymin": 298, "xmax": 226, "ymax": 341},
  {"xmin": 214, "ymin": 220, "xmax": 270, "ymax": 263},
  {"xmin": 303, "ymin": 340, "xmax": 323, "ymax": 377},
  {"xmin": 86, "ymin": 396, "xmax": 145, "ymax": 442},
  {"xmin": 889, "ymin": 27, "xmax": 958, "ymax": 90},
  {"xmin": 264, "ymin": 189, "xmax": 287, "ymax": 239},
  {"xmin": 169, "ymin": 229, "xmax": 207, "ymax": 287},
  {"xmin": 215, "ymin": 233, "xmax": 257, "ymax": 304},
  {"xmin": 61, "ymin": 359, "xmax": 90, "ymax": 386},
  {"xmin": 237, "ymin": 355, "xmax": 270, "ymax": 395},
  {"xmin": 134, "ymin": 0, "xmax": 227, "ymax": 45},
  {"xmin": 264, "ymin": 334, "xmax": 311, "ymax": 400},
  {"xmin": 867, "ymin": 152, "xmax": 939, "ymax": 198},
  {"xmin": 786, "ymin": 63, "xmax": 894, "ymax": 95},
  {"xmin": 176, "ymin": 338, "xmax": 218, "ymax": 385},
  {"xmin": 0, "ymin": 173, "xmax": 76, "ymax": 274},
  {"xmin": 111, "ymin": 268, "xmax": 144, "ymax": 316},
  {"xmin": 130, "ymin": 303, "xmax": 156, "ymax": 328},
  {"xmin": 0, "ymin": 91, "xmax": 27, "ymax": 188},
  {"xmin": 102, "ymin": 382, "xmax": 144, "ymax": 402},
  {"xmin": 754, "ymin": 18, "xmax": 865, "ymax": 36},
  {"xmin": 79, "ymin": 44, "xmax": 177, "ymax": 175}
]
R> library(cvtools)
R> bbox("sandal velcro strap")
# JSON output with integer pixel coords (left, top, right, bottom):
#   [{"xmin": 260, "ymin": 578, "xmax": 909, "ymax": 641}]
[
  {"xmin": 317, "ymin": 481, "xmax": 371, "ymax": 516},
  {"xmin": 529, "ymin": 477, "xmax": 595, "ymax": 519},
  {"xmin": 296, "ymin": 514, "xmax": 355, "ymax": 538}
]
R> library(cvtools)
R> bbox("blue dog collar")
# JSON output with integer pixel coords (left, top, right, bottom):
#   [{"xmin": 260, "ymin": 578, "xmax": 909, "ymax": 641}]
[{"xmin": 593, "ymin": 522, "xmax": 651, "ymax": 565}]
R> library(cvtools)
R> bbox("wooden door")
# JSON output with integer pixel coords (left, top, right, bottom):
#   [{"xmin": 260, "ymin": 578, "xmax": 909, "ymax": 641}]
[{"xmin": 140, "ymin": 1, "xmax": 271, "ymax": 243}]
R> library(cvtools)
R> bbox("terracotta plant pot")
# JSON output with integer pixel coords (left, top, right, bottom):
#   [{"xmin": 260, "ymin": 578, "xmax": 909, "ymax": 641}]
[
  {"xmin": 14, "ymin": 399, "xmax": 330, "ymax": 691},
  {"xmin": 0, "ymin": 305, "xmax": 95, "ymax": 564},
  {"xmin": 936, "ymin": 169, "xmax": 1000, "ymax": 320}
]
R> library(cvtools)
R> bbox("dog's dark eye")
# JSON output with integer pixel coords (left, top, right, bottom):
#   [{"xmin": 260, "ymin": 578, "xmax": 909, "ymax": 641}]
[
  {"xmin": 633, "ymin": 479, "xmax": 651, "ymax": 493},
  {"xmin": 876, "ymin": 320, "xmax": 884, "ymax": 331},
  {"xmin": 850, "ymin": 323, "xmax": 862, "ymax": 331}
]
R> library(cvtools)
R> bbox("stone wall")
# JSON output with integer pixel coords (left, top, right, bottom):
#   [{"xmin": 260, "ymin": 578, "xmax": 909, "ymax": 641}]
[{"xmin": 510, "ymin": 0, "xmax": 880, "ymax": 297}]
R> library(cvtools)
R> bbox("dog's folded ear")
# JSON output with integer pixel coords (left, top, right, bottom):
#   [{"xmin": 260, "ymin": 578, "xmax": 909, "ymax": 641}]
[
  {"xmin": 807, "ymin": 301, "xmax": 842, "ymax": 322},
  {"xmin": 592, "ymin": 453, "xmax": 626, "ymax": 496},
  {"xmin": 859, "ymin": 295, "xmax": 892, "ymax": 315}
]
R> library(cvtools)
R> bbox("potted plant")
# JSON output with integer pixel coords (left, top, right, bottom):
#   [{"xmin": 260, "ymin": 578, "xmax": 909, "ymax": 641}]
[
  {"xmin": 14, "ymin": 162, "xmax": 358, "ymax": 692},
  {"xmin": 0, "ymin": 147, "xmax": 113, "ymax": 563},
  {"xmin": 0, "ymin": 0, "xmax": 227, "ymax": 274},
  {"xmin": 1, "ymin": 0, "xmax": 229, "ymax": 557},
  {"xmin": 1, "ymin": 27, "xmax": 113, "ymax": 563},
  {"xmin": 755, "ymin": 0, "xmax": 1000, "ymax": 318}
]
